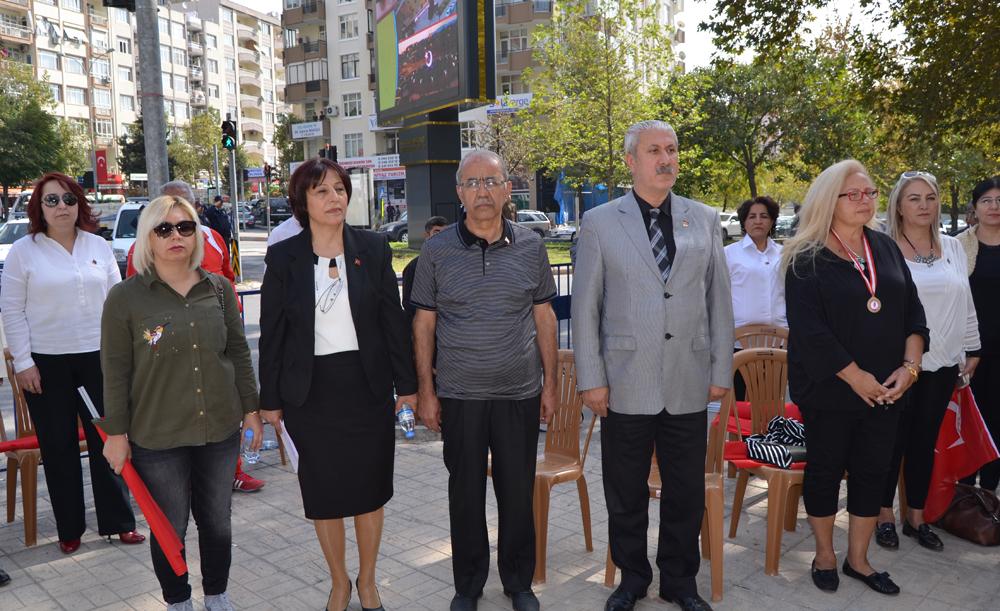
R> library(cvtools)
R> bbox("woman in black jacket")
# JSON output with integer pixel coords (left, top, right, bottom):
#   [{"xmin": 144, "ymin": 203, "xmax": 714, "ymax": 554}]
[{"xmin": 258, "ymin": 158, "xmax": 417, "ymax": 611}]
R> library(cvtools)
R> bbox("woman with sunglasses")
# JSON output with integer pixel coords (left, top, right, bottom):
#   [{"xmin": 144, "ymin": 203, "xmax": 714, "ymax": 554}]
[
  {"xmin": 957, "ymin": 176, "xmax": 1000, "ymax": 492},
  {"xmin": 782, "ymin": 160, "xmax": 927, "ymax": 596},
  {"xmin": 101, "ymin": 196, "xmax": 261, "ymax": 611},
  {"xmin": 874, "ymin": 172, "xmax": 980, "ymax": 552},
  {"xmin": 0, "ymin": 172, "xmax": 143, "ymax": 554}
]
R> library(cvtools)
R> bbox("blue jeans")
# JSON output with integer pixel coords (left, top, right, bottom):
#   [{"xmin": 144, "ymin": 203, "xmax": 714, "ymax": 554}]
[{"xmin": 130, "ymin": 432, "xmax": 239, "ymax": 604}]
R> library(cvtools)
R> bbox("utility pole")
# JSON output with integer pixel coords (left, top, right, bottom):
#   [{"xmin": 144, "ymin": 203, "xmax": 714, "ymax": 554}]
[
  {"xmin": 136, "ymin": 0, "xmax": 170, "ymax": 194},
  {"xmin": 213, "ymin": 144, "xmax": 221, "ymax": 201},
  {"xmin": 227, "ymin": 113, "xmax": 242, "ymax": 281}
]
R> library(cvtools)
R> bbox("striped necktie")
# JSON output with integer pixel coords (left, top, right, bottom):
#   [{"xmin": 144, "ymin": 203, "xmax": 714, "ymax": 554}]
[{"xmin": 648, "ymin": 208, "xmax": 671, "ymax": 282}]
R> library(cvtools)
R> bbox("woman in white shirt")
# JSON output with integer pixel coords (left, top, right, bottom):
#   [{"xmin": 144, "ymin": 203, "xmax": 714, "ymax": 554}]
[
  {"xmin": 876, "ymin": 171, "xmax": 980, "ymax": 552},
  {"xmin": 725, "ymin": 196, "xmax": 787, "ymax": 398},
  {"xmin": 0, "ymin": 173, "xmax": 143, "ymax": 554}
]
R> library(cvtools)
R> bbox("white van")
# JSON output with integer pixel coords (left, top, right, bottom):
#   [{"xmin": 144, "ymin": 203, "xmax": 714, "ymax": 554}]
[{"xmin": 111, "ymin": 202, "xmax": 145, "ymax": 277}]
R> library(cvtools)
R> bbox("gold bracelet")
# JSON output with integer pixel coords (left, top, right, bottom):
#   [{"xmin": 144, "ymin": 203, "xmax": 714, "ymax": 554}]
[{"xmin": 902, "ymin": 362, "xmax": 919, "ymax": 380}]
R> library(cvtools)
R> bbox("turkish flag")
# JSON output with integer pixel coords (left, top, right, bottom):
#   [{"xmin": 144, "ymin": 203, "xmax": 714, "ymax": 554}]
[
  {"xmin": 96, "ymin": 150, "xmax": 108, "ymax": 185},
  {"xmin": 924, "ymin": 386, "xmax": 1000, "ymax": 522}
]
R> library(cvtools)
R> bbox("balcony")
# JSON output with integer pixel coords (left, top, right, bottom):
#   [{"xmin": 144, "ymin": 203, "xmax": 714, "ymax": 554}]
[
  {"xmin": 495, "ymin": 0, "xmax": 551, "ymax": 25},
  {"xmin": 236, "ymin": 23, "xmax": 256, "ymax": 43},
  {"xmin": 191, "ymin": 90, "xmax": 207, "ymax": 107},
  {"xmin": 88, "ymin": 12, "xmax": 108, "ymax": 28},
  {"xmin": 241, "ymin": 94, "xmax": 261, "ymax": 109},
  {"xmin": 508, "ymin": 48, "xmax": 536, "ymax": 71},
  {"xmin": 188, "ymin": 39, "xmax": 203, "ymax": 56},
  {"xmin": 282, "ymin": 1, "xmax": 325, "ymax": 29},
  {"xmin": 283, "ymin": 40, "xmax": 325, "ymax": 64},
  {"xmin": 238, "ymin": 47, "xmax": 260, "ymax": 67},
  {"xmin": 0, "ymin": 22, "xmax": 31, "ymax": 44},
  {"xmin": 94, "ymin": 106, "xmax": 113, "ymax": 118},
  {"xmin": 239, "ymin": 69, "xmax": 261, "ymax": 90},
  {"xmin": 189, "ymin": 65, "xmax": 203, "ymax": 81},
  {"xmin": 244, "ymin": 141, "xmax": 263, "ymax": 159},
  {"xmin": 0, "ymin": 0, "xmax": 30, "ymax": 10},
  {"xmin": 284, "ymin": 79, "xmax": 328, "ymax": 103},
  {"xmin": 186, "ymin": 13, "xmax": 203, "ymax": 31},
  {"xmin": 91, "ymin": 74, "xmax": 113, "ymax": 88}
]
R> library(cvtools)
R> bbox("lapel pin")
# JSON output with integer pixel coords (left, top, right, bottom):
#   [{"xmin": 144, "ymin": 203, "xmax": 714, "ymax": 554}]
[
  {"xmin": 354, "ymin": 257, "xmax": 362, "ymax": 267},
  {"xmin": 681, "ymin": 218, "xmax": 689, "ymax": 228}
]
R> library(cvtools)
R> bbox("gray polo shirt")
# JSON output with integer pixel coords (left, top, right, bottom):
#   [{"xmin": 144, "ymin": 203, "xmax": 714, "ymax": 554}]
[{"xmin": 410, "ymin": 218, "xmax": 557, "ymax": 400}]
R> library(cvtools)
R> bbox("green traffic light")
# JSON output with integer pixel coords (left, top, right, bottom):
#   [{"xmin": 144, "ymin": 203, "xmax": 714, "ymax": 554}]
[{"xmin": 222, "ymin": 135, "xmax": 236, "ymax": 150}]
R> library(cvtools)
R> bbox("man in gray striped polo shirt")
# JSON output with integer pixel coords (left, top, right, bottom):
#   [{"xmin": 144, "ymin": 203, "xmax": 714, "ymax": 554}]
[{"xmin": 411, "ymin": 150, "xmax": 558, "ymax": 611}]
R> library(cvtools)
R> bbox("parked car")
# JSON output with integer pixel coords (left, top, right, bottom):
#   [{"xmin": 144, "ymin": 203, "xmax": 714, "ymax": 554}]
[
  {"xmin": 0, "ymin": 219, "xmax": 30, "ymax": 287},
  {"xmin": 378, "ymin": 211, "xmax": 409, "ymax": 242},
  {"xmin": 549, "ymin": 224, "xmax": 578, "ymax": 241},
  {"xmin": 111, "ymin": 202, "xmax": 145, "ymax": 278},
  {"xmin": 10, "ymin": 191, "xmax": 31, "ymax": 219},
  {"xmin": 253, "ymin": 196, "xmax": 292, "ymax": 225},
  {"xmin": 719, "ymin": 212, "xmax": 742, "ymax": 239},
  {"xmin": 774, "ymin": 215, "xmax": 796, "ymax": 239},
  {"xmin": 940, "ymin": 218, "xmax": 968, "ymax": 236},
  {"xmin": 516, "ymin": 209, "xmax": 552, "ymax": 237},
  {"xmin": 238, "ymin": 205, "xmax": 256, "ymax": 229}
]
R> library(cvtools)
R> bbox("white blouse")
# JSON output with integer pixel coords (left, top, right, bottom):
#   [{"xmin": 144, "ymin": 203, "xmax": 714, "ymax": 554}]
[
  {"xmin": 314, "ymin": 254, "xmax": 360, "ymax": 355},
  {"xmin": 906, "ymin": 235, "xmax": 980, "ymax": 372},
  {"xmin": 725, "ymin": 235, "xmax": 787, "ymax": 337},
  {"xmin": 0, "ymin": 231, "xmax": 121, "ymax": 372}
]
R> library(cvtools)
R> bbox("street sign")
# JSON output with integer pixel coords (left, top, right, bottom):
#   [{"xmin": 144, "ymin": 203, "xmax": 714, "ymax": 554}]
[{"xmin": 291, "ymin": 121, "xmax": 324, "ymax": 139}]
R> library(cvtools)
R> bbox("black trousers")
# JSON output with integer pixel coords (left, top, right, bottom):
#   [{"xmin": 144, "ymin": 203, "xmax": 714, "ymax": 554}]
[
  {"xmin": 882, "ymin": 366, "xmax": 959, "ymax": 511},
  {"xmin": 441, "ymin": 396, "xmax": 540, "ymax": 597},
  {"xmin": 24, "ymin": 352, "xmax": 135, "ymax": 541},
  {"xmin": 960, "ymin": 356, "xmax": 1000, "ymax": 491},
  {"xmin": 601, "ymin": 408, "xmax": 706, "ymax": 600},
  {"xmin": 801, "ymin": 405, "xmax": 900, "ymax": 517}
]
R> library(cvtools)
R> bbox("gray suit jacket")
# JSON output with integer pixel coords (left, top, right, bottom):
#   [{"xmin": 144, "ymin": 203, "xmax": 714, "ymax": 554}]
[{"xmin": 571, "ymin": 191, "xmax": 735, "ymax": 415}]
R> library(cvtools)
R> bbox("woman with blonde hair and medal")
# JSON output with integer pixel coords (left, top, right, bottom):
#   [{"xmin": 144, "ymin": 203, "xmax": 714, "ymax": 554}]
[{"xmin": 781, "ymin": 159, "xmax": 928, "ymax": 597}]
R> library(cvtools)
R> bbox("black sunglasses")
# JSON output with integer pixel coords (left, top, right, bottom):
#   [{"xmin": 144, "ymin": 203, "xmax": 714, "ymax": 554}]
[
  {"xmin": 42, "ymin": 193, "xmax": 78, "ymax": 207},
  {"xmin": 152, "ymin": 220, "xmax": 198, "ymax": 238}
]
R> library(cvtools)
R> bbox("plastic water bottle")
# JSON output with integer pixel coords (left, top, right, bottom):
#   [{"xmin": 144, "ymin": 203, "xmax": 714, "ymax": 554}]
[
  {"xmin": 261, "ymin": 439, "xmax": 279, "ymax": 451},
  {"xmin": 397, "ymin": 404, "xmax": 416, "ymax": 439},
  {"xmin": 241, "ymin": 429, "xmax": 259, "ymax": 464}
]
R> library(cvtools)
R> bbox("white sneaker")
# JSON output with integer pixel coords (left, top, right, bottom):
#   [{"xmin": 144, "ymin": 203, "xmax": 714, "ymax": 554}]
[
  {"xmin": 205, "ymin": 592, "xmax": 235, "ymax": 611},
  {"xmin": 166, "ymin": 600, "xmax": 194, "ymax": 611}
]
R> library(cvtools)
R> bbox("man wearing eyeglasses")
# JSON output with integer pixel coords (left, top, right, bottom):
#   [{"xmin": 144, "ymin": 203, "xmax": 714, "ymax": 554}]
[{"xmin": 410, "ymin": 150, "xmax": 558, "ymax": 611}]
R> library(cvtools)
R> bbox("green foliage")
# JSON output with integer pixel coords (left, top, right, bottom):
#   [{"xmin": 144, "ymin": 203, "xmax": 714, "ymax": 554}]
[
  {"xmin": 221, "ymin": 144, "xmax": 250, "ymax": 197},
  {"xmin": 118, "ymin": 116, "xmax": 179, "ymax": 179},
  {"xmin": 471, "ymin": 111, "xmax": 534, "ymax": 181},
  {"xmin": 55, "ymin": 120, "xmax": 91, "ymax": 178},
  {"xmin": 273, "ymin": 113, "xmax": 304, "ymax": 184},
  {"xmin": 515, "ymin": 0, "xmax": 674, "ymax": 191}
]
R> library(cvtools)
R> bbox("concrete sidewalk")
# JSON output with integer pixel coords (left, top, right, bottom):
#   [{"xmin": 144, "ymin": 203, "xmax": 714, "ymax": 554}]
[{"xmin": 1, "ymin": 413, "xmax": 998, "ymax": 610}]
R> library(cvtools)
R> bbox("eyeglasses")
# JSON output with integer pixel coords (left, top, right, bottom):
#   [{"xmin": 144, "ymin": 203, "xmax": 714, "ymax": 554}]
[
  {"xmin": 900, "ymin": 170, "xmax": 937, "ymax": 182},
  {"xmin": 977, "ymin": 197, "xmax": 1000, "ymax": 208},
  {"xmin": 838, "ymin": 189, "xmax": 879, "ymax": 202},
  {"xmin": 152, "ymin": 220, "xmax": 198, "ymax": 238},
  {"xmin": 42, "ymin": 193, "xmax": 78, "ymax": 207},
  {"xmin": 457, "ymin": 176, "xmax": 507, "ymax": 191}
]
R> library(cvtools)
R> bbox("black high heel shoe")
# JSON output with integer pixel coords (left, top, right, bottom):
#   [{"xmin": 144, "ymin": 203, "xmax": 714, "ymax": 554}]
[
  {"xmin": 356, "ymin": 577, "xmax": 386, "ymax": 611},
  {"xmin": 325, "ymin": 581, "xmax": 352, "ymax": 611}
]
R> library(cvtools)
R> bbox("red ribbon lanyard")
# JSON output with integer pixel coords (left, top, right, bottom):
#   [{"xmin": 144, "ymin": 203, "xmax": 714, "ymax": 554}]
[{"xmin": 831, "ymin": 229, "xmax": 877, "ymax": 298}]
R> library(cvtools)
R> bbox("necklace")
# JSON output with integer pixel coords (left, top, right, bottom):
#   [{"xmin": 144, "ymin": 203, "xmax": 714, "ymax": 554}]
[
  {"xmin": 834, "ymin": 232, "xmax": 866, "ymax": 267},
  {"xmin": 831, "ymin": 229, "xmax": 881, "ymax": 313},
  {"xmin": 902, "ymin": 233, "xmax": 937, "ymax": 266}
]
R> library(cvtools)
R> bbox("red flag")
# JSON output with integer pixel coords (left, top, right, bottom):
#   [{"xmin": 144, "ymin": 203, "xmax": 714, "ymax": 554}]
[
  {"xmin": 924, "ymin": 386, "xmax": 1000, "ymax": 522},
  {"xmin": 95, "ymin": 150, "xmax": 108, "ymax": 185}
]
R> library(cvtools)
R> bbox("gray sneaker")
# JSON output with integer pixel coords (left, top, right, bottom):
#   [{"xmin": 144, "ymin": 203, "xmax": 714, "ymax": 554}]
[
  {"xmin": 205, "ymin": 592, "xmax": 235, "ymax": 611},
  {"xmin": 166, "ymin": 600, "xmax": 194, "ymax": 611}
]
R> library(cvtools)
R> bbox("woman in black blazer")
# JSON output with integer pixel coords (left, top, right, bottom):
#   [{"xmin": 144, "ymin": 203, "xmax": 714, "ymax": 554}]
[{"xmin": 259, "ymin": 158, "xmax": 417, "ymax": 611}]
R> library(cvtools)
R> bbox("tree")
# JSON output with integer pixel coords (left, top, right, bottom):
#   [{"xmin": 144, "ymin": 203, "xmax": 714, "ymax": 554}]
[
  {"xmin": 0, "ymin": 60, "xmax": 62, "ymax": 215},
  {"xmin": 118, "ymin": 116, "xmax": 178, "ymax": 180},
  {"xmin": 515, "ymin": 0, "xmax": 674, "ymax": 192},
  {"xmin": 169, "ymin": 109, "xmax": 221, "ymax": 183},
  {"xmin": 221, "ymin": 144, "xmax": 250, "ymax": 199},
  {"xmin": 55, "ymin": 120, "xmax": 91, "ymax": 179},
  {"xmin": 273, "ymin": 113, "xmax": 304, "ymax": 185},
  {"xmin": 471, "ymin": 111, "xmax": 533, "ymax": 182}
]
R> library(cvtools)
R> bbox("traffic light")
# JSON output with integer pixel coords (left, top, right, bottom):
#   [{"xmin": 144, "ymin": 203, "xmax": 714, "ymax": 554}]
[
  {"xmin": 221, "ymin": 120, "xmax": 237, "ymax": 150},
  {"xmin": 263, "ymin": 163, "xmax": 273, "ymax": 181},
  {"xmin": 319, "ymin": 144, "xmax": 339, "ymax": 162}
]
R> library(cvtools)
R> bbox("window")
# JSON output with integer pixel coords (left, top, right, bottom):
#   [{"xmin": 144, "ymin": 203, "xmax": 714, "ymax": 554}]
[
  {"xmin": 209, "ymin": 84, "xmax": 220, "ymax": 98},
  {"xmin": 221, "ymin": 7, "xmax": 234, "ymax": 22},
  {"xmin": 339, "ymin": 14, "xmax": 359, "ymax": 40},
  {"xmin": 94, "ymin": 89, "xmax": 112, "ymax": 108},
  {"xmin": 162, "ymin": 72, "xmax": 171, "ymax": 91},
  {"xmin": 91, "ymin": 31, "xmax": 110, "ymax": 52},
  {"xmin": 339, "ymin": 0, "xmax": 354, "ymax": 4},
  {"xmin": 227, "ymin": 57, "xmax": 236, "ymax": 72},
  {"xmin": 207, "ymin": 58, "xmax": 219, "ymax": 73},
  {"xmin": 342, "ymin": 92, "xmax": 362, "ymax": 117},
  {"xmin": 119, "ymin": 94, "xmax": 135, "ymax": 111},
  {"xmin": 158, "ymin": 17, "xmax": 169, "ymax": 35},
  {"xmin": 344, "ymin": 133, "xmax": 364, "ymax": 158},
  {"xmin": 118, "ymin": 37, "xmax": 132, "ymax": 54},
  {"xmin": 205, "ymin": 33, "xmax": 218, "ymax": 48},
  {"xmin": 225, "ymin": 34, "xmax": 235, "ymax": 48},
  {"xmin": 226, "ymin": 81, "xmax": 236, "ymax": 94},
  {"xmin": 265, "ymin": 111, "xmax": 275, "ymax": 124},
  {"xmin": 48, "ymin": 83, "xmax": 62, "ymax": 103},
  {"xmin": 460, "ymin": 121, "xmax": 477, "ymax": 148},
  {"xmin": 340, "ymin": 53, "xmax": 359, "ymax": 79},
  {"xmin": 61, "ymin": 0, "xmax": 81, "ymax": 11},
  {"xmin": 95, "ymin": 119, "xmax": 113, "ymax": 138},
  {"xmin": 64, "ymin": 27, "xmax": 87, "ymax": 45},
  {"xmin": 262, "ymin": 23, "xmax": 271, "ymax": 36},
  {"xmin": 66, "ymin": 87, "xmax": 87, "ymax": 105},
  {"xmin": 172, "ymin": 48, "xmax": 186, "ymax": 66},
  {"xmin": 385, "ymin": 131, "xmax": 399, "ymax": 155},
  {"xmin": 175, "ymin": 101, "xmax": 189, "ymax": 120},
  {"xmin": 39, "ymin": 51, "xmax": 59, "ymax": 71},
  {"xmin": 118, "ymin": 65, "xmax": 133, "ymax": 82},
  {"xmin": 263, "ymin": 90, "xmax": 274, "ymax": 102},
  {"xmin": 500, "ymin": 74, "xmax": 528, "ymax": 94},
  {"xmin": 92, "ymin": 59, "xmax": 111, "ymax": 78},
  {"xmin": 498, "ymin": 27, "xmax": 529, "ymax": 62},
  {"xmin": 160, "ymin": 45, "xmax": 171, "ymax": 64},
  {"xmin": 173, "ymin": 75, "xmax": 187, "ymax": 92},
  {"xmin": 171, "ymin": 22, "xmax": 184, "ymax": 41},
  {"xmin": 304, "ymin": 102, "xmax": 316, "ymax": 117},
  {"xmin": 115, "ymin": 8, "xmax": 130, "ymax": 23},
  {"xmin": 64, "ymin": 55, "xmax": 86, "ymax": 75},
  {"xmin": 227, "ymin": 105, "xmax": 238, "ymax": 120}
]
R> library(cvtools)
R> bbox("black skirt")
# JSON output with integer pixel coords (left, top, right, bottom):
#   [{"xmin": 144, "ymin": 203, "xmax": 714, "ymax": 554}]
[{"xmin": 283, "ymin": 351, "xmax": 395, "ymax": 519}]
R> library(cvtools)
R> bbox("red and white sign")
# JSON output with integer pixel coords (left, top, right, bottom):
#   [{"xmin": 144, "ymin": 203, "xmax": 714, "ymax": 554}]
[{"xmin": 96, "ymin": 150, "xmax": 108, "ymax": 185}]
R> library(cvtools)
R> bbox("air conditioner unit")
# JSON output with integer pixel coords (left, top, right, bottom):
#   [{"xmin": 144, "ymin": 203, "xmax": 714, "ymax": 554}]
[
  {"xmin": 325, "ymin": 105, "xmax": 338, "ymax": 117},
  {"xmin": 100, "ymin": 76, "xmax": 111, "ymax": 84}
]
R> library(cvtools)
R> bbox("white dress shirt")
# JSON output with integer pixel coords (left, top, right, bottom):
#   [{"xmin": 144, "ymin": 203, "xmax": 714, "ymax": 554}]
[
  {"xmin": 314, "ymin": 254, "xmax": 360, "ymax": 355},
  {"xmin": 725, "ymin": 234, "xmax": 787, "ymax": 336},
  {"xmin": 0, "ymin": 231, "xmax": 121, "ymax": 372},
  {"xmin": 906, "ymin": 235, "xmax": 980, "ymax": 372},
  {"xmin": 267, "ymin": 216, "xmax": 303, "ymax": 246}
]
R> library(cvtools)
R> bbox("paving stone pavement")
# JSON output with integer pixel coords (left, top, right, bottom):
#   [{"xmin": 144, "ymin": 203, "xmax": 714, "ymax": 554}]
[{"xmin": 2, "ymin": 416, "xmax": 999, "ymax": 611}]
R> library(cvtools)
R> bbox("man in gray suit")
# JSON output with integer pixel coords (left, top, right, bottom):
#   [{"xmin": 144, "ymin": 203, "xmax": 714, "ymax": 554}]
[{"xmin": 572, "ymin": 120, "xmax": 734, "ymax": 611}]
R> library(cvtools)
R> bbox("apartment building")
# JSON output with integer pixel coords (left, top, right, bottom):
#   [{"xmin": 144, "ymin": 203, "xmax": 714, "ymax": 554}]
[{"xmin": 0, "ymin": 0, "xmax": 285, "ymax": 186}]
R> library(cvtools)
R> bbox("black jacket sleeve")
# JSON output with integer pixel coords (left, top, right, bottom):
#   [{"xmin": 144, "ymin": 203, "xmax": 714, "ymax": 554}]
[
  {"xmin": 376, "ymin": 236, "xmax": 417, "ymax": 396},
  {"xmin": 258, "ymin": 246, "xmax": 286, "ymax": 410},
  {"xmin": 785, "ymin": 259, "xmax": 854, "ymax": 382}
]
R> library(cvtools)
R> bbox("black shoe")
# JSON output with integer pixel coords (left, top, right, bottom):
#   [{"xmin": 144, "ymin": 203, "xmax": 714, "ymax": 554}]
[
  {"xmin": 325, "ymin": 582, "xmax": 351, "ymax": 611},
  {"xmin": 810, "ymin": 559, "xmax": 839, "ymax": 592},
  {"xmin": 504, "ymin": 590, "xmax": 539, "ymax": 611},
  {"xmin": 874, "ymin": 522, "xmax": 899, "ymax": 549},
  {"xmin": 450, "ymin": 593, "xmax": 481, "ymax": 611},
  {"xmin": 902, "ymin": 521, "xmax": 944, "ymax": 551},
  {"xmin": 356, "ymin": 578, "xmax": 385, "ymax": 611},
  {"xmin": 841, "ymin": 560, "xmax": 900, "ymax": 595},
  {"xmin": 0, "ymin": 566, "xmax": 9, "ymax": 587},
  {"xmin": 605, "ymin": 586, "xmax": 644, "ymax": 611},
  {"xmin": 660, "ymin": 592, "xmax": 713, "ymax": 611}
]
